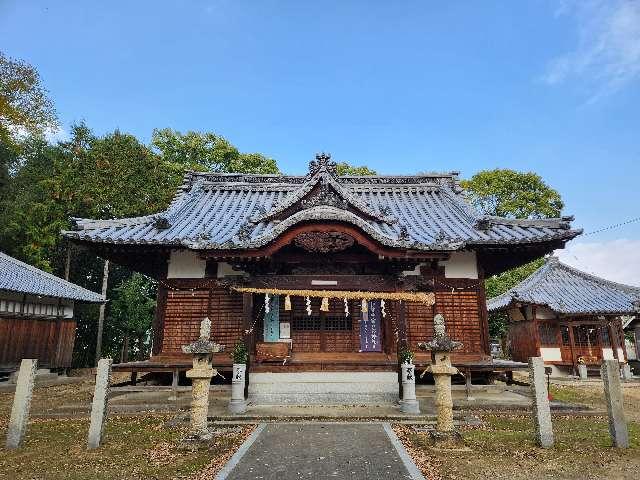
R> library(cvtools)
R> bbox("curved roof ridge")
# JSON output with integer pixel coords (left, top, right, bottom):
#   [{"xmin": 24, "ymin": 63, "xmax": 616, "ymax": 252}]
[
  {"xmin": 550, "ymin": 257, "xmax": 640, "ymax": 294},
  {"xmin": 249, "ymin": 170, "xmax": 394, "ymax": 225},
  {"xmin": 486, "ymin": 260, "xmax": 554, "ymax": 308},
  {"xmin": 68, "ymin": 213, "xmax": 161, "ymax": 231},
  {"xmin": 487, "ymin": 256, "xmax": 640, "ymax": 314}
]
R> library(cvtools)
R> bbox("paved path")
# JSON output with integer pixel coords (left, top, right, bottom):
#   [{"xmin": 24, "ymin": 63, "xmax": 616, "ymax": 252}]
[{"xmin": 221, "ymin": 423, "xmax": 420, "ymax": 480}]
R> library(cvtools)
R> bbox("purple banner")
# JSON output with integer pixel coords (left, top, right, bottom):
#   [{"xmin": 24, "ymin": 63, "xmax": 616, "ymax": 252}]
[{"xmin": 360, "ymin": 300, "xmax": 382, "ymax": 352}]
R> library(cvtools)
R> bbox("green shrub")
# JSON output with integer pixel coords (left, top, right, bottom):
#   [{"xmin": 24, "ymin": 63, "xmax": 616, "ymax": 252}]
[{"xmin": 231, "ymin": 342, "xmax": 248, "ymax": 364}]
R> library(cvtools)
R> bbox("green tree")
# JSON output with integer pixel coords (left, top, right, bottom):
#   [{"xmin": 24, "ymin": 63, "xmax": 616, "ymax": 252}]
[
  {"xmin": 0, "ymin": 123, "xmax": 281, "ymax": 366},
  {"xmin": 462, "ymin": 169, "xmax": 565, "ymax": 345},
  {"xmin": 461, "ymin": 169, "xmax": 563, "ymax": 219},
  {"xmin": 0, "ymin": 135, "xmax": 63, "ymax": 269},
  {"xmin": 151, "ymin": 128, "xmax": 279, "ymax": 174},
  {"xmin": 108, "ymin": 273, "xmax": 157, "ymax": 362},
  {"xmin": 0, "ymin": 51, "xmax": 57, "ymax": 141},
  {"xmin": 0, "ymin": 51, "xmax": 57, "ymax": 201},
  {"xmin": 0, "ymin": 135, "xmax": 20, "ymax": 202},
  {"xmin": 335, "ymin": 162, "xmax": 377, "ymax": 176},
  {"xmin": 0, "ymin": 124, "xmax": 177, "ymax": 270}
]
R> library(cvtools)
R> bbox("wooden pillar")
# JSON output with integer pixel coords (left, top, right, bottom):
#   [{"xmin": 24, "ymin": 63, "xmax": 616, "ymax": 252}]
[
  {"xmin": 152, "ymin": 284, "xmax": 168, "ymax": 357},
  {"xmin": 476, "ymin": 271, "xmax": 491, "ymax": 356},
  {"xmin": 95, "ymin": 259, "xmax": 109, "ymax": 366},
  {"xmin": 567, "ymin": 319, "xmax": 576, "ymax": 374},
  {"xmin": 531, "ymin": 307, "xmax": 542, "ymax": 357},
  {"xmin": 53, "ymin": 298, "xmax": 65, "ymax": 368},
  {"xmin": 608, "ymin": 319, "xmax": 620, "ymax": 362},
  {"xmin": 242, "ymin": 293, "xmax": 253, "ymax": 399},
  {"xmin": 615, "ymin": 319, "xmax": 627, "ymax": 362},
  {"xmin": 242, "ymin": 293, "xmax": 254, "ymax": 351}
]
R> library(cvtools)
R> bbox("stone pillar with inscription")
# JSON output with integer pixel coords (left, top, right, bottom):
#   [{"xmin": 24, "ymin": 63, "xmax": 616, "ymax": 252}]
[
  {"xmin": 229, "ymin": 363, "xmax": 248, "ymax": 414},
  {"xmin": 419, "ymin": 314, "xmax": 464, "ymax": 447},
  {"xmin": 182, "ymin": 317, "xmax": 224, "ymax": 440},
  {"xmin": 601, "ymin": 359, "xmax": 629, "ymax": 448},
  {"xmin": 400, "ymin": 361, "xmax": 420, "ymax": 414}
]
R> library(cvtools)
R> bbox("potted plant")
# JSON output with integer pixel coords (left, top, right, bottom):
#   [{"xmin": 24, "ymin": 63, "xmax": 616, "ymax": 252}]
[
  {"xmin": 399, "ymin": 348, "xmax": 414, "ymax": 365},
  {"xmin": 231, "ymin": 342, "xmax": 248, "ymax": 365}
]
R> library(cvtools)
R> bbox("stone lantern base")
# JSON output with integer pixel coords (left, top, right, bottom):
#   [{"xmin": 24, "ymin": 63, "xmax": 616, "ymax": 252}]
[{"xmin": 400, "ymin": 398, "xmax": 421, "ymax": 414}]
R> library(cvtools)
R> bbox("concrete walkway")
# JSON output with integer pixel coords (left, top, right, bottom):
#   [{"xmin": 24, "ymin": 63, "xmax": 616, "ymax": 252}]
[{"xmin": 219, "ymin": 423, "xmax": 422, "ymax": 480}]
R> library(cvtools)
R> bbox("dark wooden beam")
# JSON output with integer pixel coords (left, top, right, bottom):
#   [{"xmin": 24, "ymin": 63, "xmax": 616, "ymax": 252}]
[{"xmin": 199, "ymin": 222, "xmax": 451, "ymax": 261}]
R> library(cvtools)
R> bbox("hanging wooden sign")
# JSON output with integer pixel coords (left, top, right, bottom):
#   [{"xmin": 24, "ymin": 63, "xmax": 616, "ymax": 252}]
[{"xmin": 360, "ymin": 300, "xmax": 382, "ymax": 352}]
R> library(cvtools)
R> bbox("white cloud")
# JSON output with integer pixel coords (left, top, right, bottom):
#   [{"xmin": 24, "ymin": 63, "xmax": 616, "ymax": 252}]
[
  {"xmin": 542, "ymin": 0, "xmax": 640, "ymax": 101},
  {"xmin": 554, "ymin": 238, "xmax": 640, "ymax": 287}
]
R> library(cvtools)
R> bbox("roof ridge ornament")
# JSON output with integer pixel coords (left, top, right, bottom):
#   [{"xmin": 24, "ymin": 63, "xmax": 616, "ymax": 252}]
[{"xmin": 309, "ymin": 152, "xmax": 337, "ymax": 177}]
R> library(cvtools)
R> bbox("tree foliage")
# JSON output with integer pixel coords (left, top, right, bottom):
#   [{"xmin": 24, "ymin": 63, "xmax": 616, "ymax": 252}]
[
  {"xmin": 151, "ymin": 128, "xmax": 279, "ymax": 174},
  {"xmin": 0, "ymin": 120, "xmax": 282, "ymax": 366},
  {"xmin": 0, "ymin": 124, "xmax": 177, "ymax": 270},
  {"xmin": 108, "ymin": 274, "xmax": 157, "ymax": 361},
  {"xmin": 335, "ymin": 162, "xmax": 377, "ymax": 176},
  {"xmin": 0, "ymin": 51, "xmax": 57, "ymax": 139},
  {"xmin": 461, "ymin": 169, "xmax": 563, "ymax": 219},
  {"xmin": 463, "ymin": 169, "xmax": 565, "ymax": 344},
  {"xmin": 0, "ymin": 51, "xmax": 57, "ymax": 203}
]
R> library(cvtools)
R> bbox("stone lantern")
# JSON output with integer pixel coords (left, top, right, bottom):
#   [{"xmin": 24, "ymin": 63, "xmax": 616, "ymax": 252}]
[
  {"xmin": 182, "ymin": 317, "xmax": 224, "ymax": 440},
  {"xmin": 418, "ymin": 313, "xmax": 464, "ymax": 447}
]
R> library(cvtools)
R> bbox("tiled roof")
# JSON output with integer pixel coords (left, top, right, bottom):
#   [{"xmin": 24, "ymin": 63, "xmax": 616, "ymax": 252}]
[
  {"xmin": 63, "ymin": 156, "xmax": 580, "ymax": 252},
  {"xmin": 0, "ymin": 252, "xmax": 105, "ymax": 303},
  {"xmin": 487, "ymin": 257, "xmax": 640, "ymax": 315}
]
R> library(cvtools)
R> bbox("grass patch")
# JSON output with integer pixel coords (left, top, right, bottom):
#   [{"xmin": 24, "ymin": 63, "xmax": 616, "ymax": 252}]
[
  {"xmin": 397, "ymin": 415, "xmax": 640, "ymax": 480},
  {"xmin": 549, "ymin": 384, "xmax": 602, "ymax": 405},
  {"xmin": 0, "ymin": 415, "xmax": 252, "ymax": 480}
]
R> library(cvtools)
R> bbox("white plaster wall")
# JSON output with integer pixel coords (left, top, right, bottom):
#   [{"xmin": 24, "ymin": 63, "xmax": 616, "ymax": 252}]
[
  {"xmin": 439, "ymin": 251, "xmax": 478, "ymax": 279},
  {"xmin": 0, "ymin": 293, "xmax": 73, "ymax": 318},
  {"xmin": 540, "ymin": 347, "xmax": 562, "ymax": 362},
  {"xmin": 602, "ymin": 347, "xmax": 614, "ymax": 360},
  {"xmin": 61, "ymin": 298, "xmax": 74, "ymax": 318},
  {"xmin": 167, "ymin": 250, "xmax": 206, "ymax": 279},
  {"xmin": 617, "ymin": 347, "xmax": 625, "ymax": 360}
]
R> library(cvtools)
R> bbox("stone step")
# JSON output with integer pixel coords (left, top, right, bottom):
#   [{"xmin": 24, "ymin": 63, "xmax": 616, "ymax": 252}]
[
  {"xmin": 248, "ymin": 372, "xmax": 399, "ymax": 405},
  {"xmin": 248, "ymin": 392, "xmax": 399, "ymax": 405}
]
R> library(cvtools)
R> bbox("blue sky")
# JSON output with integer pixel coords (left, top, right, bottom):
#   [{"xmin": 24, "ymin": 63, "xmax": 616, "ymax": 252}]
[{"xmin": 2, "ymin": 1, "xmax": 640, "ymax": 282}]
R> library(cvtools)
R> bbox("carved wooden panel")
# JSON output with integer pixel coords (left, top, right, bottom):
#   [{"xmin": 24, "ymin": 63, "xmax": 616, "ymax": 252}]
[{"xmin": 293, "ymin": 231, "xmax": 355, "ymax": 253}]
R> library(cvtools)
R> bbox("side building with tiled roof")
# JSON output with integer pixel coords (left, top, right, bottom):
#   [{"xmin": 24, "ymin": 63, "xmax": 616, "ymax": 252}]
[
  {"xmin": 62, "ymin": 154, "xmax": 581, "ymax": 395},
  {"xmin": 0, "ymin": 252, "xmax": 104, "ymax": 373},
  {"xmin": 488, "ymin": 256, "xmax": 639, "ymax": 376}
]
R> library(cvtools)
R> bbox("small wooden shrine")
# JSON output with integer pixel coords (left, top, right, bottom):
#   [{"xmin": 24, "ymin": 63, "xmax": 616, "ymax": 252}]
[
  {"xmin": 63, "ymin": 154, "xmax": 579, "ymax": 380},
  {"xmin": 0, "ymin": 252, "xmax": 104, "ymax": 373},
  {"xmin": 488, "ymin": 256, "xmax": 639, "ymax": 376}
]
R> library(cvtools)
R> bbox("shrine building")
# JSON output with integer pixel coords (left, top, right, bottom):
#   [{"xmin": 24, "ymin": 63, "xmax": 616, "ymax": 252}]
[
  {"xmin": 63, "ymin": 154, "xmax": 580, "ymax": 400},
  {"xmin": 488, "ymin": 256, "xmax": 639, "ymax": 377},
  {"xmin": 0, "ymin": 252, "xmax": 105, "ymax": 375}
]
